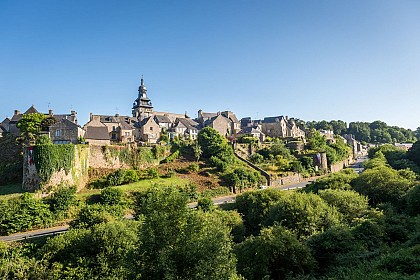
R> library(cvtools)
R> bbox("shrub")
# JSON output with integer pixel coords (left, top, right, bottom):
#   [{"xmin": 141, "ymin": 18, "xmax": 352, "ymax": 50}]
[
  {"xmin": 48, "ymin": 186, "xmax": 77, "ymax": 213},
  {"xmin": 248, "ymin": 153, "xmax": 264, "ymax": 164},
  {"xmin": 100, "ymin": 187, "xmax": 125, "ymax": 206},
  {"xmin": 71, "ymin": 204, "xmax": 123, "ymax": 229},
  {"xmin": 209, "ymin": 156, "xmax": 229, "ymax": 172},
  {"xmin": 147, "ymin": 167, "xmax": 160, "ymax": 179},
  {"xmin": 197, "ymin": 197, "xmax": 214, "ymax": 212},
  {"xmin": 0, "ymin": 193, "xmax": 53, "ymax": 235},
  {"xmin": 187, "ymin": 163, "xmax": 199, "ymax": 173},
  {"xmin": 263, "ymin": 192, "xmax": 342, "ymax": 239}
]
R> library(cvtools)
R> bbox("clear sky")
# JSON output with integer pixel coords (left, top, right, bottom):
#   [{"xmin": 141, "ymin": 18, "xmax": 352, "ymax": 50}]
[{"xmin": 1, "ymin": 1, "xmax": 420, "ymax": 129}]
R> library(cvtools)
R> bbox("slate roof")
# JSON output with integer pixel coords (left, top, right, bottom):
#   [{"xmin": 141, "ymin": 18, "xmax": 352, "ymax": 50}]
[
  {"xmin": 201, "ymin": 112, "xmax": 217, "ymax": 119},
  {"xmin": 222, "ymin": 111, "xmax": 239, "ymax": 123},
  {"xmin": 85, "ymin": 126, "xmax": 109, "ymax": 140},
  {"xmin": 54, "ymin": 114, "xmax": 77, "ymax": 124},
  {"xmin": 154, "ymin": 115, "xmax": 172, "ymax": 124},
  {"xmin": 119, "ymin": 121, "xmax": 135, "ymax": 130},
  {"xmin": 50, "ymin": 118, "xmax": 79, "ymax": 129},
  {"xmin": 177, "ymin": 118, "xmax": 198, "ymax": 131},
  {"xmin": 262, "ymin": 116, "xmax": 285, "ymax": 123},
  {"xmin": 24, "ymin": 105, "xmax": 39, "ymax": 115}
]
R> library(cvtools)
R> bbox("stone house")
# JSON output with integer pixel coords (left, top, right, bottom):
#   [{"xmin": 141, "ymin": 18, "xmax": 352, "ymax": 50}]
[
  {"xmin": 237, "ymin": 126, "xmax": 265, "ymax": 142},
  {"xmin": 138, "ymin": 116, "xmax": 160, "ymax": 144},
  {"xmin": 84, "ymin": 126, "xmax": 111, "ymax": 146},
  {"xmin": 84, "ymin": 113, "xmax": 136, "ymax": 143},
  {"xmin": 154, "ymin": 115, "xmax": 172, "ymax": 131},
  {"xmin": 49, "ymin": 118, "xmax": 85, "ymax": 144},
  {"xmin": 261, "ymin": 116, "xmax": 305, "ymax": 139},
  {"xmin": 169, "ymin": 118, "xmax": 200, "ymax": 140},
  {"xmin": 2, "ymin": 106, "xmax": 82, "ymax": 142},
  {"xmin": 198, "ymin": 110, "xmax": 240, "ymax": 137}
]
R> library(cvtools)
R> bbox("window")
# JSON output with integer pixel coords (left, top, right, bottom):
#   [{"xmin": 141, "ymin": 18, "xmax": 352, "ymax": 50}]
[
  {"xmin": 111, "ymin": 134, "xmax": 116, "ymax": 140},
  {"xmin": 125, "ymin": 132, "xmax": 130, "ymax": 136},
  {"xmin": 112, "ymin": 126, "xmax": 116, "ymax": 131},
  {"xmin": 150, "ymin": 127, "xmax": 153, "ymax": 131},
  {"xmin": 55, "ymin": 130, "xmax": 60, "ymax": 137}
]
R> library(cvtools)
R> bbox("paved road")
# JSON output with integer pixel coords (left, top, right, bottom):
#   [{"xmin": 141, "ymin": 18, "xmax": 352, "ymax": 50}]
[{"xmin": 1, "ymin": 159, "xmax": 367, "ymax": 243}]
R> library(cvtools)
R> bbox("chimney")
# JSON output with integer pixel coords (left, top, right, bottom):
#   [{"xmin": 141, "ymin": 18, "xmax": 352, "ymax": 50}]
[
  {"xmin": 90, "ymin": 112, "xmax": 93, "ymax": 121},
  {"xmin": 49, "ymin": 109, "xmax": 53, "ymax": 116},
  {"xmin": 115, "ymin": 113, "xmax": 119, "ymax": 117},
  {"xmin": 71, "ymin": 110, "xmax": 76, "ymax": 116},
  {"xmin": 14, "ymin": 110, "xmax": 20, "ymax": 115}
]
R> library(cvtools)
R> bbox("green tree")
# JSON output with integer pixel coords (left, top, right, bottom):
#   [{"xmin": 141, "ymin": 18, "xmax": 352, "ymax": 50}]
[
  {"xmin": 197, "ymin": 127, "xmax": 227, "ymax": 158},
  {"xmin": 16, "ymin": 113, "xmax": 46, "ymax": 145},
  {"xmin": 263, "ymin": 192, "xmax": 342, "ymax": 239},
  {"xmin": 193, "ymin": 141, "xmax": 202, "ymax": 162},
  {"xmin": 235, "ymin": 225, "xmax": 315, "ymax": 280},
  {"xmin": 135, "ymin": 186, "xmax": 238, "ymax": 279},
  {"xmin": 40, "ymin": 221, "xmax": 139, "ymax": 279},
  {"xmin": 405, "ymin": 184, "xmax": 420, "ymax": 216},
  {"xmin": 304, "ymin": 168, "xmax": 358, "ymax": 193},
  {"xmin": 318, "ymin": 189, "xmax": 369, "ymax": 224},
  {"xmin": 351, "ymin": 165, "xmax": 415, "ymax": 206},
  {"xmin": 407, "ymin": 140, "xmax": 420, "ymax": 166},
  {"xmin": 235, "ymin": 189, "xmax": 285, "ymax": 235}
]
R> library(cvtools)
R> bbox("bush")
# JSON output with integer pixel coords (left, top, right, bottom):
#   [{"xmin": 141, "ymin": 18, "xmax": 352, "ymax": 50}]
[
  {"xmin": 100, "ymin": 187, "xmax": 125, "ymax": 206},
  {"xmin": 235, "ymin": 225, "xmax": 315, "ymax": 279},
  {"xmin": 248, "ymin": 153, "xmax": 264, "ymax": 164},
  {"xmin": 48, "ymin": 186, "xmax": 77, "ymax": 213},
  {"xmin": 187, "ymin": 163, "xmax": 199, "ymax": 173},
  {"xmin": 0, "ymin": 193, "xmax": 53, "ymax": 235},
  {"xmin": 263, "ymin": 192, "xmax": 342, "ymax": 239},
  {"xmin": 71, "ymin": 204, "xmax": 123, "ymax": 229},
  {"xmin": 197, "ymin": 197, "xmax": 214, "ymax": 212},
  {"xmin": 318, "ymin": 189, "xmax": 369, "ymax": 224},
  {"xmin": 147, "ymin": 167, "xmax": 160, "ymax": 179},
  {"xmin": 209, "ymin": 156, "xmax": 229, "ymax": 172}
]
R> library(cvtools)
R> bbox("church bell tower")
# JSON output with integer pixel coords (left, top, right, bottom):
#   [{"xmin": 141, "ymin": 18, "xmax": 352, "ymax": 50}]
[{"xmin": 132, "ymin": 76, "xmax": 153, "ymax": 119}]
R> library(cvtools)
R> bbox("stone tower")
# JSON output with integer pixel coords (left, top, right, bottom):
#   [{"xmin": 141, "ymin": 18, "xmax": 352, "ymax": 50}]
[{"xmin": 132, "ymin": 76, "xmax": 153, "ymax": 119}]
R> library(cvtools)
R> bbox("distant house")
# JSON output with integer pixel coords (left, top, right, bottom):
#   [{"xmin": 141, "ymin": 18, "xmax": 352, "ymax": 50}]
[
  {"xmin": 198, "ymin": 110, "xmax": 240, "ymax": 137},
  {"xmin": 261, "ymin": 116, "xmax": 305, "ymax": 139},
  {"xmin": 170, "ymin": 118, "xmax": 200, "ymax": 140},
  {"xmin": 154, "ymin": 115, "xmax": 172, "ymax": 131},
  {"xmin": 84, "ymin": 126, "xmax": 111, "ymax": 146},
  {"xmin": 49, "ymin": 119, "xmax": 85, "ymax": 144},
  {"xmin": 0, "ymin": 118, "xmax": 10, "ymax": 137},
  {"xmin": 237, "ymin": 126, "xmax": 265, "ymax": 142},
  {"xmin": 84, "ymin": 114, "xmax": 136, "ymax": 143},
  {"xmin": 3, "ymin": 106, "xmax": 81, "ymax": 143},
  {"xmin": 138, "ymin": 116, "xmax": 160, "ymax": 144}
]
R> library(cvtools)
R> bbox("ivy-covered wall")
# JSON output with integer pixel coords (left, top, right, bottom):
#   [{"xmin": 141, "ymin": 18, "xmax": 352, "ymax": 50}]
[
  {"xmin": 23, "ymin": 144, "xmax": 170, "ymax": 192},
  {"xmin": 23, "ymin": 144, "xmax": 89, "ymax": 192}
]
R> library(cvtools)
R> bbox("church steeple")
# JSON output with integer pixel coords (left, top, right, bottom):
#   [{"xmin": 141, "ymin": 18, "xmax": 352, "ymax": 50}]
[{"xmin": 132, "ymin": 76, "xmax": 153, "ymax": 118}]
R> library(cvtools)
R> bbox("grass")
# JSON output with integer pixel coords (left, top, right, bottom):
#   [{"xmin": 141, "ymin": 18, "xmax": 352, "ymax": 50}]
[
  {"xmin": 0, "ymin": 183, "xmax": 24, "ymax": 197},
  {"xmin": 77, "ymin": 176, "xmax": 191, "ymax": 200}
]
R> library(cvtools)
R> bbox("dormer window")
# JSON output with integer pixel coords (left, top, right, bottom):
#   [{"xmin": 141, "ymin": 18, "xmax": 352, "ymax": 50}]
[{"xmin": 55, "ymin": 130, "xmax": 60, "ymax": 137}]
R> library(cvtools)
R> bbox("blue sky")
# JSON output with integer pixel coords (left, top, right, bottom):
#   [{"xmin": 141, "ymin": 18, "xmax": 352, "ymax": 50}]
[{"xmin": 1, "ymin": 1, "xmax": 420, "ymax": 129}]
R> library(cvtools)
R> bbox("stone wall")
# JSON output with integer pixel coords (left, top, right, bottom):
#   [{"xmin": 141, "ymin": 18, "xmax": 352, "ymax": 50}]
[
  {"xmin": 23, "ymin": 144, "xmax": 159, "ymax": 192},
  {"xmin": 330, "ymin": 157, "xmax": 353, "ymax": 173},
  {"xmin": 88, "ymin": 145, "xmax": 131, "ymax": 169},
  {"xmin": 23, "ymin": 145, "xmax": 89, "ymax": 192}
]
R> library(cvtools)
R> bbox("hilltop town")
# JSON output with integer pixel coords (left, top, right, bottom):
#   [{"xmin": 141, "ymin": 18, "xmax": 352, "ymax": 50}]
[{"xmin": 1, "ymin": 77, "xmax": 366, "ymax": 151}]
